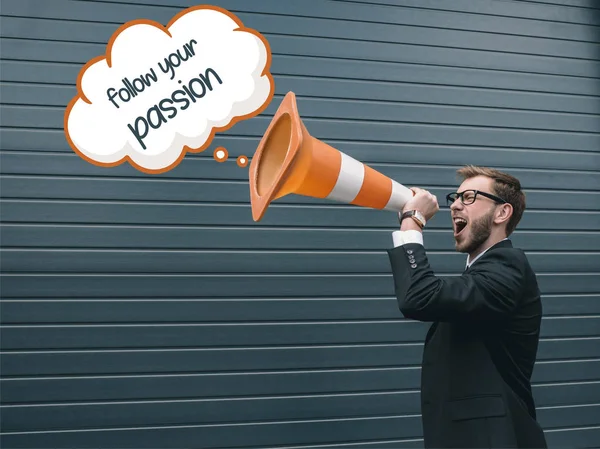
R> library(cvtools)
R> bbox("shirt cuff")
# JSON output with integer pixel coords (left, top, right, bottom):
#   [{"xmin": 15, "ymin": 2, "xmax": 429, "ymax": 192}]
[{"xmin": 392, "ymin": 230, "xmax": 424, "ymax": 248}]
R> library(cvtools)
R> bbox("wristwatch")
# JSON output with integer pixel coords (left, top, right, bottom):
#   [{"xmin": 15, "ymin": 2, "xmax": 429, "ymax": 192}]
[{"xmin": 400, "ymin": 210, "xmax": 426, "ymax": 229}]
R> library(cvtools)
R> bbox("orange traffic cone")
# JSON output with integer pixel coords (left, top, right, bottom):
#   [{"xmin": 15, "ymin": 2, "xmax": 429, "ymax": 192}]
[{"xmin": 248, "ymin": 91, "xmax": 413, "ymax": 222}]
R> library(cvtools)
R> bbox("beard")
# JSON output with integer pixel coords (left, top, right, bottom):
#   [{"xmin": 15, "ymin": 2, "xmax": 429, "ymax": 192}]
[{"xmin": 455, "ymin": 209, "xmax": 494, "ymax": 254}]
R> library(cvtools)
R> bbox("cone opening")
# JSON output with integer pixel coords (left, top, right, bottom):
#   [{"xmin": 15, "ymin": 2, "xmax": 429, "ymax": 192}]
[{"xmin": 256, "ymin": 112, "xmax": 293, "ymax": 197}]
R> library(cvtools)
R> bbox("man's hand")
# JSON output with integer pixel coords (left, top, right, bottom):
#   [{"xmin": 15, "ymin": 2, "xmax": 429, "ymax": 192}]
[{"xmin": 403, "ymin": 187, "xmax": 439, "ymax": 221}]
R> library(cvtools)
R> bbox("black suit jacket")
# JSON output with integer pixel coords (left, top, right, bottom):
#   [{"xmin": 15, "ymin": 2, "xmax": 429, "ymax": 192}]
[{"xmin": 387, "ymin": 239, "xmax": 548, "ymax": 448}]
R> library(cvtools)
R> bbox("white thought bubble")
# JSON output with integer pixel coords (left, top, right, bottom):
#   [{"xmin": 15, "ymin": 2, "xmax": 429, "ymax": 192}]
[{"xmin": 64, "ymin": 5, "xmax": 274, "ymax": 174}]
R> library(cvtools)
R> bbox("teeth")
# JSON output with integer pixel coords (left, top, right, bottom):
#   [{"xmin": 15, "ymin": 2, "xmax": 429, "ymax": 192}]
[{"xmin": 454, "ymin": 218, "xmax": 467, "ymax": 224}]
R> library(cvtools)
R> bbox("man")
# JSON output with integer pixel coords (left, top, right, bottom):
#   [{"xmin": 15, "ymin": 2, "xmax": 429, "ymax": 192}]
[{"xmin": 388, "ymin": 165, "xmax": 547, "ymax": 448}]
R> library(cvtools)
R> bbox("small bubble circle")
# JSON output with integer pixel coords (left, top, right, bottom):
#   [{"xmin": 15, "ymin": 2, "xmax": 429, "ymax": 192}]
[
  {"xmin": 213, "ymin": 147, "xmax": 228, "ymax": 163},
  {"xmin": 237, "ymin": 155, "xmax": 249, "ymax": 168}
]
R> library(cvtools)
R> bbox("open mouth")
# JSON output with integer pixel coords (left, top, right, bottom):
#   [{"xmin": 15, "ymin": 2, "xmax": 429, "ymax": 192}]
[{"xmin": 453, "ymin": 217, "xmax": 468, "ymax": 236}]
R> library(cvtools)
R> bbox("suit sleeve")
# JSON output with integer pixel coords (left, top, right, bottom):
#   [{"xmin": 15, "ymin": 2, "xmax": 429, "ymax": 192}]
[{"xmin": 387, "ymin": 243, "xmax": 524, "ymax": 323}]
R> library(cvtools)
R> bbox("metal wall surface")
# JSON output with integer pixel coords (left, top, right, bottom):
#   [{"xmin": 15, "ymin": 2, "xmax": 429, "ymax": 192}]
[{"xmin": 1, "ymin": 0, "xmax": 599, "ymax": 447}]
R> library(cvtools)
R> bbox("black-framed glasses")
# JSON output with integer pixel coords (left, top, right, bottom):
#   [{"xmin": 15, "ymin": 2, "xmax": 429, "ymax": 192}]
[{"xmin": 446, "ymin": 189, "xmax": 507, "ymax": 207}]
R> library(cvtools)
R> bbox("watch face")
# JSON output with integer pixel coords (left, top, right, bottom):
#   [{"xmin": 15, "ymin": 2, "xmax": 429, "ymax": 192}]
[{"xmin": 414, "ymin": 212, "xmax": 426, "ymax": 225}]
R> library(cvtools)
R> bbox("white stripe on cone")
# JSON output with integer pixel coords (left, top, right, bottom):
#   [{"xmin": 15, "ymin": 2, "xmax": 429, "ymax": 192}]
[
  {"xmin": 384, "ymin": 180, "xmax": 413, "ymax": 211},
  {"xmin": 326, "ymin": 152, "xmax": 365, "ymax": 203}
]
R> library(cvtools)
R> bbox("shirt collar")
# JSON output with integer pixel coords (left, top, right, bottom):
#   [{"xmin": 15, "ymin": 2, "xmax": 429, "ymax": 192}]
[{"xmin": 466, "ymin": 238, "xmax": 509, "ymax": 269}]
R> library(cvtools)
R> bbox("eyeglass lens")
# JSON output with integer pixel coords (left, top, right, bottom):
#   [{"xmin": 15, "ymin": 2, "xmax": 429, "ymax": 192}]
[{"xmin": 447, "ymin": 190, "xmax": 476, "ymax": 206}]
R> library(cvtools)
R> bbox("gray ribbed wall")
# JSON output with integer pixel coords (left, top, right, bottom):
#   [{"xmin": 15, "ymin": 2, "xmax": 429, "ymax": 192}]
[{"xmin": 1, "ymin": 0, "xmax": 599, "ymax": 447}]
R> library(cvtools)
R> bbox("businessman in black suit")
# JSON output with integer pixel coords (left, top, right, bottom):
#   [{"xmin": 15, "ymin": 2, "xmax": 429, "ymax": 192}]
[{"xmin": 387, "ymin": 165, "xmax": 547, "ymax": 448}]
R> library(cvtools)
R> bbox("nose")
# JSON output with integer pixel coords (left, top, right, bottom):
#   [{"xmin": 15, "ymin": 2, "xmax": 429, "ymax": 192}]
[{"xmin": 450, "ymin": 198, "xmax": 462, "ymax": 211}]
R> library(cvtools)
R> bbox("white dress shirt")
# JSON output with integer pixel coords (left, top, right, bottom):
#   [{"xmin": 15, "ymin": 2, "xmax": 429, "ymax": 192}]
[{"xmin": 392, "ymin": 229, "xmax": 508, "ymax": 269}]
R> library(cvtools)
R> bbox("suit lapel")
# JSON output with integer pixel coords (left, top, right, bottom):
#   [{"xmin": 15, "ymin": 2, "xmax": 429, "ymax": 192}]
[{"xmin": 465, "ymin": 239, "xmax": 513, "ymax": 271}]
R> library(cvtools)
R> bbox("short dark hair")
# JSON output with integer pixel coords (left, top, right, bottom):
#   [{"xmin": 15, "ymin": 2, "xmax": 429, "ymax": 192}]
[{"xmin": 456, "ymin": 165, "xmax": 526, "ymax": 236}]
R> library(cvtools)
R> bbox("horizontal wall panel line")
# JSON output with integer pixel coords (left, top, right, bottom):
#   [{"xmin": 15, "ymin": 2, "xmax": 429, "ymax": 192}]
[
  {"xmin": 14, "ymin": 6, "xmax": 598, "ymax": 34},
  {"xmin": 5, "ymin": 102, "xmax": 600, "ymax": 134},
  {"xmin": 4, "ymin": 150, "xmax": 600, "ymax": 170},
  {"xmin": 0, "ymin": 320, "xmax": 419, "ymax": 327},
  {"xmin": 0, "ymin": 368, "xmax": 425, "ymax": 381},
  {"xmin": 518, "ymin": 0, "xmax": 600, "ymax": 10},
  {"xmin": 0, "ymin": 366, "xmax": 422, "ymax": 381},
  {"xmin": 2, "ymin": 184, "xmax": 599, "ymax": 201},
  {"xmin": 3, "ymin": 132, "xmax": 600, "ymax": 158},
  {"xmin": 1, "ymin": 319, "xmax": 597, "ymax": 348},
  {"xmin": 0, "ymin": 351, "xmax": 596, "ymax": 376},
  {"xmin": 4, "ymin": 182, "xmax": 594, "ymax": 199},
  {"xmin": 2, "ymin": 272, "xmax": 599, "ymax": 276},
  {"xmin": 4, "ymin": 16, "xmax": 600, "ymax": 49},
  {"xmin": 1, "ymin": 353, "xmax": 598, "ymax": 386},
  {"xmin": 1, "ymin": 315, "xmax": 598, "ymax": 325},
  {"xmin": 536, "ymin": 380, "xmax": 600, "ymax": 387},
  {"xmin": 3, "ymin": 62, "xmax": 600, "ymax": 99},
  {"xmin": 332, "ymin": 0, "xmax": 599, "ymax": 14},
  {"xmin": 3, "ymin": 56, "xmax": 600, "ymax": 94},
  {"xmin": 1, "ymin": 306, "xmax": 598, "ymax": 323},
  {"xmin": 2, "ymin": 293, "xmax": 598, "ymax": 299},
  {"xmin": 4, "ymin": 120, "xmax": 600, "ymax": 143},
  {"xmin": 1, "ymin": 199, "xmax": 598, "ymax": 214},
  {"xmin": 232, "ymin": 437, "xmax": 425, "ymax": 449},
  {"xmin": 3, "ymin": 151, "xmax": 600, "ymax": 173},
  {"xmin": 332, "ymin": 0, "xmax": 599, "ymax": 25},
  {"xmin": 2, "ymin": 381, "xmax": 597, "ymax": 406},
  {"xmin": 3, "ymin": 38, "xmax": 600, "ymax": 80},
  {"xmin": 5, "ymin": 427, "xmax": 596, "ymax": 449},
  {"xmin": 3, "ymin": 26, "xmax": 598, "ymax": 63},
  {"xmin": 2, "ymin": 175, "xmax": 600, "ymax": 193},
  {"xmin": 4, "ymin": 126, "xmax": 599, "ymax": 150},
  {"xmin": 0, "ymin": 321, "xmax": 462, "ymax": 328},
  {"xmin": 3, "ymin": 224, "xmax": 599, "ymax": 235},
  {"xmin": 0, "ymin": 233, "xmax": 596, "ymax": 252},
  {"xmin": 0, "ymin": 390, "xmax": 422, "ymax": 407},
  {"xmin": 287, "ymin": 91, "xmax": 600, "ymax": 110},
  {"xmin": 484, "ymin": 0, "xmax": 598, "ymax": 9},
  {"xmin": 0, "ymin": 344, "xmax": 426, "ymax": 354},
  {"xmin": 0, "ymin": 361, "xmax": 594, "ymax": 380},
  {"xmin": 1, "ymin": 226, "xmax": 598, "ymax": 235},
  {"xmin": 1, "ymin": 366, "xmax": 596, "ymax": 383},
  {"xmin": 546, "ymin": 425, "xmax": 600, "ymax": 433},
  {"xmin": 3, "ymin": 249, "xmax": 600, "ymax": 255},
  {"xmin": 540, "ymin": 402, "xmax": 600, "ymax": 410},
  {"xmin": 5, "ymin": 1, "xmax": 599, "ymax": 44},
  {"xmin": 3, "ymin": 271, "xmax": 600, "ymax": 274},
  {"xmin": 1, "ymin": 401, "xmax": 594, "ymax": 434},
  {"xmin": 1, "ymin": 196, "xmax": 599, "ymax": 214},
  {"xmin": 5, "ymin": 134, "xmax": 600, "ymax": 159},
  {"xmin": 2, "ymin": 193, "xmax": 597, "ymax": 207},
  {"xmin": 0, "ymin": 337, "xmax": 595, "ymax": 354},
  {"xmin": 3, "ymin": 198, "xmax": 600, "ymax": 212},
  {"xmin": 5, "ymin": 77, "xmax": 600, "ymax": 107},
  {"xmin": 4, "ymin": 95, "xmax": 600, "ymax": 119},
  {"xmin": 5, "ymin": 315, "xmax": 596, "ymax": 327},
  {"xmin": 8, "ymin": 1, "xmax": 600, "ymax": 29},
  {"xmin": 0, "ymin": 413, "xmax": 424, "ymax": 434},
  {"xmin": 2, "ymin": 221, "xmax": 600, "ymax": 236}
]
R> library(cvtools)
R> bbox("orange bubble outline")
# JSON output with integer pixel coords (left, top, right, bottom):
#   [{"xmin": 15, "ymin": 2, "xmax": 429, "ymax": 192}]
[
  {"xmin": 63, "ymin": 4, "xmax": 275, "ymax": 175},
  {"xmin": 213, "ymin": 146, "xmax": 229, "ymax": 162}
]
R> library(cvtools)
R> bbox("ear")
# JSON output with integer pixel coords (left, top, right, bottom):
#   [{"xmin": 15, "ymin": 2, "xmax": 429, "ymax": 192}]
[{"xmin": 494, "ymin": 203, "xmax": 513, "ymax": 225}]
